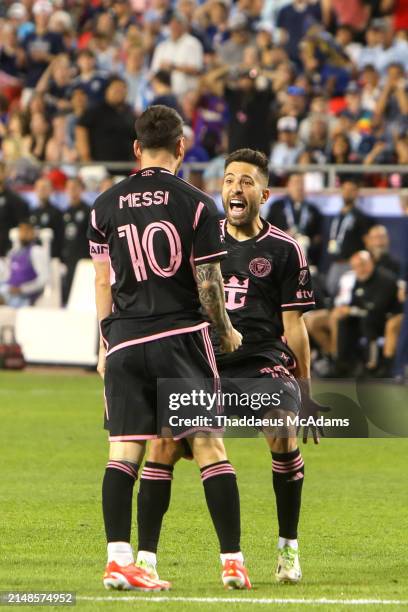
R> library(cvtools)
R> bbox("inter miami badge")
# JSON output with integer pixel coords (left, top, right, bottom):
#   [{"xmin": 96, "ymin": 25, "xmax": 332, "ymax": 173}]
[{"xmin": 249, "ymin": 257, "xmax": 272, "ymax": 278}]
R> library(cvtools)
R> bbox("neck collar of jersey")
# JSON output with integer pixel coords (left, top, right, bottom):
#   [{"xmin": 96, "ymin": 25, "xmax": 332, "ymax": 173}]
[
  {"xmin": 132, "ymin": 167, "xmax": 175, "ymax": 176},
  {"xmin": 224, "ymin": 218, "xmax": 269, "ymax": 243}
]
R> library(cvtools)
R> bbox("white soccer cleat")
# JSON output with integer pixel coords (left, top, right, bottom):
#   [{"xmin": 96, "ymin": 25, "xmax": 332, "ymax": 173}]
[
  {"xmin": 275, "ymin": 546, "xmax": 302, "ymax": 583},
  {"xmin": 135, "ymin": 559, "xmax": 160, "ymax": 580}
]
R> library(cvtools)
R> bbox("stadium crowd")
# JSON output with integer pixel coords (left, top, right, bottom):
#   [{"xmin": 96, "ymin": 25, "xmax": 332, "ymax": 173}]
[{"xmin": 0, "ymin": 0, "xmax": 407, "ymax": 379}]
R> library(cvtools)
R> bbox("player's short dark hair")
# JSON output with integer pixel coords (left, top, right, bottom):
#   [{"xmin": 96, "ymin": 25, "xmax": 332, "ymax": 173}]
[
  {"xmin": 224, "ymin": 148, "xmax": 269, "ymax": 182},
  {"xmin": 135, "ymin": 105, "xmax": 184, "ymax": 153}
]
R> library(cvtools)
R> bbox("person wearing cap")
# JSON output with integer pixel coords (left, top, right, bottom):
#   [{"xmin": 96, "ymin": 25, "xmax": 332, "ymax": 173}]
[
  {"xmin": 6, "ymin": 3, "xmax": 34, "ymax": 41},
  {"xmin": 150, "ymin": 12, "xmax": 204, "ymax": 98},
  {"xmin": 21, "ymin": 1, "xmax": 64, "ymax": 95},
  {"xmin": 270, "ymin": 116, "xmax": 302, "ymax": 170}
]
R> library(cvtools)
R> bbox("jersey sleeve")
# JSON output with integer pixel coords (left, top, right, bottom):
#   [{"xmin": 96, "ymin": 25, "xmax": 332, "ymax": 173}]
[
  {"xmin": 87, "ymin": 204, "xmax": 110, "ymax": 262},
  {"xmin": 192, "ymin": 199, "xmax": 227, "ymax": 265},
  {"xmin": 280, "ymin": 243, "xmax": 315, "ymax": 312}
]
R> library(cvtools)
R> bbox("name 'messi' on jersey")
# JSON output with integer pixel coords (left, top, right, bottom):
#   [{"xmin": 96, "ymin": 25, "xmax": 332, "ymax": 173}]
[{"xmin": 118, "ymin": 191, "xmax": 170, "ymax": 209}]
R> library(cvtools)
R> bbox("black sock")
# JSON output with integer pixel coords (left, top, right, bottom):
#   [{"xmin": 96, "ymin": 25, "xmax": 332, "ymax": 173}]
[
  {"xmin": 201, "ymin": 461, "xmax": 241, "ymax": 554},
  {"xmin": 137, "ymin": 462, "xmax": 173, "ymax": 553},
  {"xmin": 272, "ymin": 448, "xmax": 304, "ymax": 540},
  {"xmin": 102, "ymin": 460, "xmax": 139, "ymax": 542}
]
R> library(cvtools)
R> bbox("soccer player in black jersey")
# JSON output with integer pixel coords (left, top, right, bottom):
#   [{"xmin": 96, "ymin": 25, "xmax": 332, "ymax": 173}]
[
  {"xmin": 137, "ymin": 148, "xmax": 317, "ymax": 584},
  {"xmin": 88, "ymin": 106, "xmax": 251, "ymax": 591}
]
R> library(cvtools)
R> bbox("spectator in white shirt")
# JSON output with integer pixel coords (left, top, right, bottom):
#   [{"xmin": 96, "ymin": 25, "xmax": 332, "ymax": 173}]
[
  {"xmin": 150, "ymin": 12, "xmax": 203, "ymax": 98},
  {"xmin": 270, "ymin": 116, "xmax": 302, "ymax": 171}
]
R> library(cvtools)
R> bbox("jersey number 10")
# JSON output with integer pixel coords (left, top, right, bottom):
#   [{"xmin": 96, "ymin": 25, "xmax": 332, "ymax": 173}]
[{"xmin": 118, "ymin": 222, "xmax": 182, "ymax": 281}]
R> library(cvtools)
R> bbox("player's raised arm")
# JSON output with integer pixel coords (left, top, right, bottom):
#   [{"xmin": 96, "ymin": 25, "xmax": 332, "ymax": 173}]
[{"xmin": 195, "ymin": 261, "xmax": 242, "ymax": 353}]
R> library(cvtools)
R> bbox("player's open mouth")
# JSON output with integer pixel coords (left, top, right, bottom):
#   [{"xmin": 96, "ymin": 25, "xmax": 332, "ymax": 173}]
[{"xmin": 229, "ymin": 198, "xmax": 247, "ymax": 218}]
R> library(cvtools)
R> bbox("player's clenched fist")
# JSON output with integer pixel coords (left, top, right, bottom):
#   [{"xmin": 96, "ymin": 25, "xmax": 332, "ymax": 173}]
[{"xmin": 220, "ymin": 327, "xmax": 243, "ymax": 353}]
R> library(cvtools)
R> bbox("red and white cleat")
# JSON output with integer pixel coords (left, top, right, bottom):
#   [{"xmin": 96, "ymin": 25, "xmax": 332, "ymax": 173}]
[
  {"xmin": 221, "ymin": 559, "xmax": 252, "ymax": 590},
  {"xmin": 103, "ymin": 561, "xmax": 171, "ymax": 591}
]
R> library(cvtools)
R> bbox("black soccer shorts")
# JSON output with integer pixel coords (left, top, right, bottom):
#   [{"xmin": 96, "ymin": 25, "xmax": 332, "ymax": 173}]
[
  {"xmin": 219, "ymin": 350, "xmax": 301, "ymax": 419},
  {"xmin": 103, "ymin": 328, "xmax": 220, "ymax": 441}
]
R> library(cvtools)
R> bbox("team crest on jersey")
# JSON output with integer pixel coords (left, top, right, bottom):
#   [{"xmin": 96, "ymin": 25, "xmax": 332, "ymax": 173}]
[
  {"xmin": 298, "ymin": 269, "xmax": 309, "ymax": 286},
  {"xmin": 249, "ymin": 257, "xmax": 272, "ymax": 277}
]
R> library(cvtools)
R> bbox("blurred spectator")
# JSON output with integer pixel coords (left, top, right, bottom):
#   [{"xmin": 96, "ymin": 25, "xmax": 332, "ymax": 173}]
[
  {"xmin": 61, "ymin": 178, "xmax": 90, "ymax": 304},
  {"xmin": 330, "ymin": 0, "xmax": 371, "ymax": 34},
  {"xmin": 151, "ymin": 12, "xmax": 204, "ymax": 97},
  {"xmin": 0, "ymin": 221, "xmax": 48, "ymax": 308},
  {"xmin": 326, "ymin": 178, "xmax": 374, "ymax": 296},
  {"xmin": 0, "ymin": 22, "xmax": 26, "ymax": 78},
  {"xmin": 328, "ymin": 133, "xmax": 356, "ymax": 165},
  {"xmin": 124, "ymin": 47, "xmax": 151, "ymax": 113},
  {"xmin": 203, "ymin": 64, "xmax": 273, "ymax": 155},
  {"xmin": 75, "ymin": 76, "xmax": 135, "ymax": 168},
  {"xmin": 2, "ymin": 112, "xmax": 28, "ymax": 164},
  {"xmin": 35, "ymin": 53, "xmax": 73, "ymax": 116},
  {"xmin": 24, "ymin": 111, "xmax": 51, "ymax": 162},
  {"xmin": 65, "ymin": 88, "xmax": 89, "ymax": 158},
  {"xmin": 150, "ymin": 71, "xmax": 181, "ymax": 112},
  {"xmin": 360, "ymin": 65, "xmax": 381, "ymax": 113},
  {"xmin": 374, "ymin": 62, "xmax": 408, "ymax": 135},
  {"xmin": 331, "ymin": 250, "xmax": 400, "ymax": 376},
  {"xmin": 29, "ymin": 177, "xmax": 64, "ymax": 259},
  {"xmin": 267, "ymin": 172, "xmax": 323, "ymax": 265},
  {"xmin": 270, "ymin": 116, "xmax": 302, "ymax": 169},
  {"xmin": 69, "ymin": 50, "xmax": 108, "ymax": 107},
  {"xmin": 0, "ymin": 161, "xmax": 29, "ymax": 257},
  {"xmin": 276, "ymin": 0, "xmax": 324, "ymax": 62},
  {"xmin": 364, "ymin": 224, "xmax": 400, "ymax": 276},
  {"xmin": 21, "ymin": 0, "xmax": 65, "ymax": 103},
  {"xmin": 357, "ymin": 20, "xmax": 387, "ymax": 70},
  {"xmin": 217, "ymin": 12, "xmax": 253, "ymax": 67}
]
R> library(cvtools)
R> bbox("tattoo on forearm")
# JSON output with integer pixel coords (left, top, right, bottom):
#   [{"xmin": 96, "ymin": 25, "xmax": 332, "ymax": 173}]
[{"xmin": 196, "ymin": 263, "xmax": 231, "ymax": 336}]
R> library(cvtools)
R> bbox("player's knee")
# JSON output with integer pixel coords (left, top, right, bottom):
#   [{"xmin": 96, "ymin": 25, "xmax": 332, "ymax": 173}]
[
  {"xmin": 268, "ymin": 436, "xmax": 298, "ymax": 453},
  {"xmin": 147, "ymin": 438, "xmax": 183, "ymax": 465},
  {"xmin": 189, "ymin": 435, "xmax": 227, "ymax": 468}
]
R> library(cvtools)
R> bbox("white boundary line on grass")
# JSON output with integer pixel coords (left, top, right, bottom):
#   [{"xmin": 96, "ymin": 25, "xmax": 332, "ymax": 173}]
[{"xmin": 78, "ymin": 596, "xmax": 408, "ymax": 605}]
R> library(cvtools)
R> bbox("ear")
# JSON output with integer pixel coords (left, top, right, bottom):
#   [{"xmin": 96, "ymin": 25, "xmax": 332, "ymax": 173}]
[
  {"xmin": 175, "ymin": 136, "xmax": 185, "ymax": 161},
  {"xmin": 134, "ymin": 139, "xmax": 142, "ymax": 160},
  {"xmin": 260, "ymin": 187, "xmax": 270, "ymax": 206}
]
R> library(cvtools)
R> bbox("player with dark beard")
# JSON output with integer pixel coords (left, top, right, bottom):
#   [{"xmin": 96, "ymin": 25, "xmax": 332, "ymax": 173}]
[{"xmin": 137, "ymin": 148, "xmax": 320, "ymax": 584}]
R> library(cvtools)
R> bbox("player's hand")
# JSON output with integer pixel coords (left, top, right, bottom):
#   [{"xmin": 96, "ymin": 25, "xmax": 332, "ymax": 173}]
[
  {"xmin": 97, "ymin": 345, "xmax": 106, "ymax": 379},
  {"xmin": 297, "ymin": 395, "xmax": 330, "ymax": 445},
  {"xmin": 219, "ymin": 327, "xmax": 243, "ymax": 353}
]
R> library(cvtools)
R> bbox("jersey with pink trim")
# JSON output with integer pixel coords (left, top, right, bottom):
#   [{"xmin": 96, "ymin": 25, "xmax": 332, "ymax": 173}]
[
  {"xmin": 215, "ymin": 219, "xmax": 315, "ymax": 365},
  {"xmin": 87, "ymin": 167, "xmax": 226, "ymax": 349}
]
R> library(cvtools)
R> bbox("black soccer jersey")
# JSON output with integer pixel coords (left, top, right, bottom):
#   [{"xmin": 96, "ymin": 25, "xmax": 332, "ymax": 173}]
[
  {"xmin": 215, "ymin": 218, "xmax": 315, "ymax": 366},
  {"xmin": 87, "ymin": 167, "xmax": 227, "ymax": 353}
]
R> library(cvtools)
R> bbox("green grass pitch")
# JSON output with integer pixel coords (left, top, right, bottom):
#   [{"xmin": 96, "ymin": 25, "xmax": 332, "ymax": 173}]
[{"xmin": 1, "ymin": 371, "xmax": 407, "ymax": 612}]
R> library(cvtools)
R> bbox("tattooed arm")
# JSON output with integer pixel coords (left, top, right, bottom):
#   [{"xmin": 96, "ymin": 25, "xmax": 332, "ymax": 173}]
[{"xmin": 195, "ymin": 262, "xmax": 242, "ymax": 353}]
